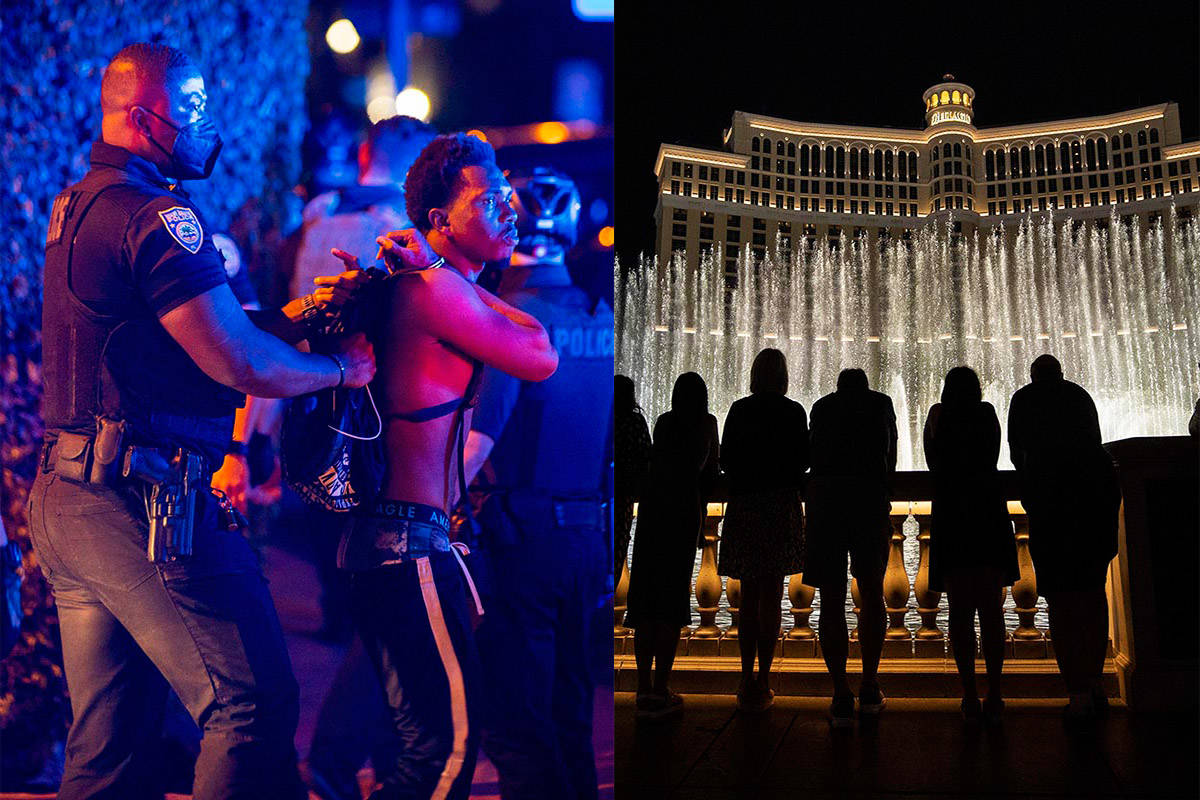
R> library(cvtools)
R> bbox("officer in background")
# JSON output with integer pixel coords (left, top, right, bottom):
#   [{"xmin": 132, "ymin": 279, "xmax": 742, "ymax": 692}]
[
  {"xmin": 464, "ymin": 167, "xmax": 614, "ymax": 800},
  {"xmin": 29, "ymin": 43, "xmax": 374, "ymax": 799}
]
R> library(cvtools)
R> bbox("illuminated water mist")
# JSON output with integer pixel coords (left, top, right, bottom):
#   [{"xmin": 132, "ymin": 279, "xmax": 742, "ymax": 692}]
[{"xmin": 617, "ymin": 210, "xmax": 1200, "ymax": 469}]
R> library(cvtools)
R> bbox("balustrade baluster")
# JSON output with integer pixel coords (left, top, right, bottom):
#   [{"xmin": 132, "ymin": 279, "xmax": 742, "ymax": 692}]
[
  {"xmin": 913, "ymin": 512, "xmax": 945, "ymax": 656},
  {"xmin": 1010, "ymin": 515, "xmax": 1047, "ymax": 658},
  {"xmin": 784, "ymin": 572, "xmax": 816, "ymax": 657},
  {"xmin": 691, "ymin": 515, "xmax": 723, "ymax": 656},
  {"xmin": 883, "ymin": 514, "xmax": 914, "ymax": 656}
]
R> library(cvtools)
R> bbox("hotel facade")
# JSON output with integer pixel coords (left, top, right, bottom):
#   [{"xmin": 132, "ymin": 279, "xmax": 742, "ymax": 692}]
[{"xmin": 655, "ymin": 76, "xmax": 1200, "ymax": 276}]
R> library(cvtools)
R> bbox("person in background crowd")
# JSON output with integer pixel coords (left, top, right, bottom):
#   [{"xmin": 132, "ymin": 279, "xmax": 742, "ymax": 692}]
[
  {"xmin": 615, "ymin": 375, "xmax": 651, "ymax": 584},
  {"xmin": 295, "ymin": 115, "xmax": 436, "ymax": 800},
  {"xmin": 717, "ymin": 348, "xmax": 808, "ymax": 712},
  {"xmin": 923, "ymin": 366, "xmax": 1019, "ymax": 724},
  {"xmin": 1008, "ymin": 354, "xmax": 1120, "ymax": 725},
  {"xmin": 804, "ymin": 368, "xmax": 897, "ymax": 728},
  {"xmin": 624, "ymin": 372, "xmax": 719, "ymax": 721},
  {"xmin": 461, "ymin": 166, "xmax": 612, "ymax": 799}
]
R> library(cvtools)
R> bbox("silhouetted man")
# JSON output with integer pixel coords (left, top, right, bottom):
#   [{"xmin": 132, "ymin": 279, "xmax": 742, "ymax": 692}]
[
  {"xmin": 1008, "ymin": 354, "xmax": 1120, "ymax": 722},
  {"xmin": 804, "ymin": 368, "xmax": 897, "ymax": 728}
]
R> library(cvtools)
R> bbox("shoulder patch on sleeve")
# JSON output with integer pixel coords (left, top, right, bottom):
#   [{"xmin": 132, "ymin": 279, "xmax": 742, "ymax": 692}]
[{"xmin": 157, "ymin": 206, "xmax": 204, "ymax": 254}]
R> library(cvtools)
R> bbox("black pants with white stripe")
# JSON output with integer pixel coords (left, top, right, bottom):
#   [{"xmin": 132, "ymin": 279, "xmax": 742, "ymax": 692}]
[{"xmin": 351, "ymin": 554, "xmax": 482, "ymax": 800}]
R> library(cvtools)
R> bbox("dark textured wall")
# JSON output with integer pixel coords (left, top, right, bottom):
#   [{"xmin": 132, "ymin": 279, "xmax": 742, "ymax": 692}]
[{"xmin": 0, "ymin": 0, "xmax": 309, "ymax": 786}]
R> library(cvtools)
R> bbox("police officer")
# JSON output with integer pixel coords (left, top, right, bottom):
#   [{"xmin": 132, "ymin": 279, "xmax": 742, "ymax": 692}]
[
  {"xmin": 464, "ymin": 167, "xmax": 614, "ymax": 800},
  {"xmin": 29, "ymin": 43, "xmax": 374, "ymax": 800}
]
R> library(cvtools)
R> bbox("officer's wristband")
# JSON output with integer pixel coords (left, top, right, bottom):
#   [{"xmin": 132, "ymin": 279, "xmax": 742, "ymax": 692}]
[{"xmin": 327, "ymin": 353, "xmax": 346, "ymax": 389}]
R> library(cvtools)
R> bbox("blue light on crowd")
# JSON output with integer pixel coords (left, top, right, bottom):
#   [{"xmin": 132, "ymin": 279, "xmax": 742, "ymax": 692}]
[{"xmin": 572, "ymin": 0, "xmax": 613, "ymax": 22}]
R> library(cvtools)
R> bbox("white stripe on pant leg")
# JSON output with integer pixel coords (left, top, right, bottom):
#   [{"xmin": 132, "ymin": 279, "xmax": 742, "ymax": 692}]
[{"xmin": 416, "ymin": 556, "xmax": 470, "ymax": 800}]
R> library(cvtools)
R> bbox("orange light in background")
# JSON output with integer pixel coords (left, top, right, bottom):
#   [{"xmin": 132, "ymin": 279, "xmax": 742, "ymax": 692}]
[
  {"xmin": 597, "ymin": 226, "xmax": 615, "ymax": 247},
  {"xmin": 466, "ymin": 129, "xmax": 488, "ymax": 143},
  {"xmin": 534, "ymin": 121, "xmax": 570, "ymax": 145}
]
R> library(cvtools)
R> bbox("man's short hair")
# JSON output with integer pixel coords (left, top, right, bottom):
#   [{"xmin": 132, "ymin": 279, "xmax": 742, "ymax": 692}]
[
  {"xmin": 101, "ymin": 43, "xmax": 196, "ymax": 112},
  {"xmin": 365, "ymin": 116, "xmax": 437, "ymax": 176},
  {"xmin": 404, "ymin": 133, "xmax": 497, "ymax": 233},
  {"xmin": 836, "ymin": 368, "xmax": 869, "ymax": 393},
  {"xmin": 1030, "ymin": 353, "xmax": 1063, "ymax": 382}
]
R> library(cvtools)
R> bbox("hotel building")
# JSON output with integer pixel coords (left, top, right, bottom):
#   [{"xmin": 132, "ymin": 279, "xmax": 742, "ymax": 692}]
[{"xmin": 654, "ymin": 76, "xmax": 1200, "ymax": 277}]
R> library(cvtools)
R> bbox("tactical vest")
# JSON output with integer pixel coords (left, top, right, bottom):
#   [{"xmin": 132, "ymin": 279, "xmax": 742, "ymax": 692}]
[
  {"xmin": 490, "ymin": 285, "xmax": 615, "ymax": 492},
  {"xmin": 42, "ymin": 169, "xmax": 242, "ymax": 464}
]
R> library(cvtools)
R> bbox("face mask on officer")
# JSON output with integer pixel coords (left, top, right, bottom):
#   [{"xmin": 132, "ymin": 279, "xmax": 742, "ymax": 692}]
[{"xmin": 135, "ymin": 105, "xmax": 223, "ymax": 180}]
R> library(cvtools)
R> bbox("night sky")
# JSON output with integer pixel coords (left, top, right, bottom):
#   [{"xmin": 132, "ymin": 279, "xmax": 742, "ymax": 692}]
[{"xmin": 615, "ymin": 0, "xmax": 1200, "ymax": 265}]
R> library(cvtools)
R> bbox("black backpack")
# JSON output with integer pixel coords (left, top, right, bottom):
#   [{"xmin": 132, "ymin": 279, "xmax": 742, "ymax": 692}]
[{"xmin": 281, "ymin": 269, "xmax": 391, "ymax": 511}]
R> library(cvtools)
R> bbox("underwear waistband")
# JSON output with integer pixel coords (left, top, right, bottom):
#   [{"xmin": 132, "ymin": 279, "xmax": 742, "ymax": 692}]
[{"xmin": 363, "ymin": 499, "xmax": 450, "ymax": 533}]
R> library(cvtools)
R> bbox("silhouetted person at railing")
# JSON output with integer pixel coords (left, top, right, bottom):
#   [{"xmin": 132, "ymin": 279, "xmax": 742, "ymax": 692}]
[
  {"xmin": 805, "ymin": 368, "xmax": 897, "ymax": 728},
  {"xmin": 625, "ymin": 372, "xmax": 720, "ymax": 721},
  {"xmin": 1008, "ymin": 354, "xmax": 1120, "ymax": 724},
  {"xmin": 923, "ymin": 366, "xmax": 1019, "ymax": 724},
  {"xmin": 718, "ymin": 348, "xmax": 808, "ymax": 712},
  {"xmin": 616, "ymin": 375, "xmax": 652, "ymax": 581}
]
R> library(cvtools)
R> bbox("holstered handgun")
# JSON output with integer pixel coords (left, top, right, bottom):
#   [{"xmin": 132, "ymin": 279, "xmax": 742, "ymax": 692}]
[{"xmin": 123, "ymin": 446, "xmax": 204, "ymax": 563}]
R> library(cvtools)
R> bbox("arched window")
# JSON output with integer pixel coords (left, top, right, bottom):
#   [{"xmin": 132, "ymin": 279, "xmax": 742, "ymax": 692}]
[
  {"xmin": 862, "ymin": 148, "xmax": 871, "ymax": 177},
  {"xmin": 1150, "ymin": 127, "xmax": 1159, "ymax": 144},
  {"xmin": 1086, "ymin": 139, "xmax": 1097, "ymax": 170},
  {"xmin": 884, "ymin": 149, "xmax": 894, "ymax": 180},
  {"xmin": 874, "ymin": 149, "xmax": 883, "ymax": 180},
  {"xmin": 942, "ymin": 143, "xmax": 950, "ymax": 159},
  {"xmin": 931, "ymin": 146, "xmax": 938, "ymax": 161},
  {"xmin": 897, "ymin": 151, "xmax": 906, "ymax": 180},
  {"xmin": 763, "ymin": 138, "xmax": 772, "ymax": 153},
  {"xmin": 799, "ymin": 145, "xmax": 809, "ymax": 175},
  {"xmin": 940, "ymin": 90, "xmax": 950, "ymax": 104},
  {"xmin": 849, "ymin": 148, "xmax": 858, "ymax": 178},
  {"xmin": 909, "ymin": 153, "xmax": 917, "ymax": 182},
  {"xmin": 1046, "ymin": 146, "xmax": 1056, "ymax": 173},
  {"xmin": 1110, "ymin": 135, "xmax": 1120, "ymax": 151},
  {"xmin": 1123, "ymin": 132, "xmax": 1132, "ymax": 149},
  {"xmin": 1071, "ymin": 140, "xmax": 1082, "ymax": 171},
  {"xmin": 787, "ymin": 142, "xmax": 795, "ymax": 157},
  {"xmin": 1010, "ymin": 148, "xmax": 1020, "ymax": 178},
  {"xmin": 836, "ymin": 146, "xmax": 845, "ymax": 178},
  {"xmin": 965, "ymin": 145, "xmax": 971, "ymax": 160},
  {"xmin": 1137, "ymin": 129, "xmax": 1146, "ymax": 146},
  {"xmin": 986, "ymin": 150, "xmax": 995, "ymax": 181},
  {"xmin": 931, "ymin": 93, "xmax": 939, "ymax": 107},
  {"xmin": 952, "ymin": 90, "xmax": 961, "ymax": 104},
  {"xmin": 1035, "ymin": 145, "xmax": 1045, "ymax": 175},
  {"xmin": 825, "ymin": 146, "xmax": 835, "ymax": 176},
  {"xmin": 1060, "ymin": 142, "xmax": 1071, "ymax": 173},
  {"xmin": 1021, "ymin": 146, "xmax": 1031, "ymax": 177},
  {"xmin": 952, "ymin": 142, "xmax": 961, "ymax": 158},
  {"xmin": 1098, "ymin": 138, "xmax": 1108, "ymax": 169}
]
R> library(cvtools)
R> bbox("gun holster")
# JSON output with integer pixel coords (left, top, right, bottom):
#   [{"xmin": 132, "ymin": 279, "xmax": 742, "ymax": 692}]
[{"xmin": 51, "ymin": 416, "xmax": 127, "ymax": 486}]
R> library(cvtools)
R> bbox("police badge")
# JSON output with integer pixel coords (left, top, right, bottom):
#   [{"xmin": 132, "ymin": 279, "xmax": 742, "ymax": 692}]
[{"xmin": 158, "ymin": 206, "xmax": 204, "ymax": 254}]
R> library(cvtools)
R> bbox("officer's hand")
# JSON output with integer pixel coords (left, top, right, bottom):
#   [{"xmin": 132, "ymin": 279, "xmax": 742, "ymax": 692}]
[
  {"xmin": 333, "ymin": 332, "xmax": 376, "ymax": 388},
  {"xmin": 376, "ymin": 228, "xmax": 440, "ymax": 272},
  {"xmin": 212, "ymin": 454, "xmax": 250, "ymax": 514},
  {"xmin": 313, "ymin": 260, "xmax": 370, "ymax": 309}
]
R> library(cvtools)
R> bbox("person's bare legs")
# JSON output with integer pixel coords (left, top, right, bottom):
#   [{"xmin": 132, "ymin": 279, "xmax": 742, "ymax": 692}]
[
  {"xmin": 756, "ymin": 578, "xmax": 784, "ymax": 691},
  {"xmin": 946, "ymin": 577, "xmax": 979, "ymax": 702},
  {"xmin": 634, "ymin": 625, "xmax": 655, "ymax": 696},
  {"xmin": 977, "ymin": 577, "xmax": 1007, "ymax": 705},
  {"xmin": 737, "ymin": 578, "xmax": 761, "ymax": 693},
  {"xmin": 652, "ymin": 622, "xmax": 679, "ymax": 695},
  {"xmin": 857, "ymin": 573, "xmax": 885, "ymax": 690},
  {"xmin": 1046, "ymin": 590, "xmax": 1094, "ymax": 713},
  {"xmin": 818, "ymin": 581, "xmax": 851, "ymax": 698}
]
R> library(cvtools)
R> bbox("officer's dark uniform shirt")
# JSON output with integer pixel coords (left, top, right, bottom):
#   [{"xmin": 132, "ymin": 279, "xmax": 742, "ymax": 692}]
[
  {"xmin": 42, "ymin": 140, "xmax": 243, "ymax": 465},
  {"xmin": 471, "ymin": 263, "xmax": 614, "ymax": 492}
]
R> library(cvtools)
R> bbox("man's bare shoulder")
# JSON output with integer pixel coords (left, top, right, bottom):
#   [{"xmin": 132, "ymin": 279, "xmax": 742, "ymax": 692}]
[{"xmin": 388, "ymin": 266, "xmax": 473, "ymax": 306}]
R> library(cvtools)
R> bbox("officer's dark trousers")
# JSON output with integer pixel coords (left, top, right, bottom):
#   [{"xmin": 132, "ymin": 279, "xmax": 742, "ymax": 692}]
[
  {"xmin": 476, "ymin": 523, "xmax": 604, "ymax": 800},
  {"xmin": 27, "ymin": 472, "xmax": 304, "ymax": 800},
  {"xmin": 351, "ymin": 555, "xmax": 482, "ymax": 800}
]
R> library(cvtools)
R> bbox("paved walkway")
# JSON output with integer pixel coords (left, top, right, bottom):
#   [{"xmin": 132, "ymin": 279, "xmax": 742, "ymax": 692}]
[{"xmin": 615, "ymin": 693, "xmax": 1197, "ymax": 799}]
